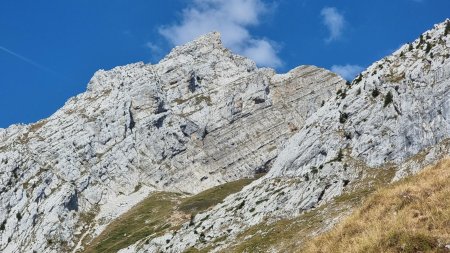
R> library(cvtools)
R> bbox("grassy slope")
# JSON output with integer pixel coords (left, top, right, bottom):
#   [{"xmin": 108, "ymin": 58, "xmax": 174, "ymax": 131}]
[
  {"xmin": 82, "ymin": 157, "xmax": 450, "ymax": 253},
  {"xmin": 301, "ymin": 158, "xmax": 450, "ymax": 253},
  {"xmin": 82, "ymin": 178, "xmax": 258, "ymax": 253},
  {"xmin": 200, "ymin": 157, "xmax": 449, "ymax": 253},
  {"xmin": 214, "ymin": 163, "xmax": 397, "ymax": 253}
]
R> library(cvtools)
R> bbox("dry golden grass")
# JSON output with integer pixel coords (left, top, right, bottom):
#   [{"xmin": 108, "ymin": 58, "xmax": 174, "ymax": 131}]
[
  {"xmin": 301, "ymin": 158, "xmax": 450, "ymax": 253},
  {"xmin": 213, "ymin": 162, "xmax": 396, "ymax": 253}
]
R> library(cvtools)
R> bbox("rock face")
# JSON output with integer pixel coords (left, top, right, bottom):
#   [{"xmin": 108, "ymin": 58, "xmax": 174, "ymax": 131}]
[
  {"xmin": 0, "ymin": 32, "xmax": 344, "ymax": 252},
  {"xmin": 137, "ymin": 20, "xmax": 450, "ymax": 252}
]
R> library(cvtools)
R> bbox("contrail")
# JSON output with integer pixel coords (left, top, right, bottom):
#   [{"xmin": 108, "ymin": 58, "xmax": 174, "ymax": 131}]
[{"xmin": 0, "ymin": 45, "xmax": 67, "ymax": 79}]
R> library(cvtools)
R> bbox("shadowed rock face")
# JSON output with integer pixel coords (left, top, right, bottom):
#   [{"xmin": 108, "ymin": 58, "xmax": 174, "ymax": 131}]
[
  {"xmin": 137, "ymin": 20, "xmax": 450, "ymax": 253},
  {"xmin": 0, "ymin": 32, "xmax": 344, "ymax": 252}
]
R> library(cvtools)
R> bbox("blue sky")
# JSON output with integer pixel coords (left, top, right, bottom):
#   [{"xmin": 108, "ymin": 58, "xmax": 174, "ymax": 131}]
[{"xmin": 1, "ymin": 0, "xmax": 449, "ymax": 128}]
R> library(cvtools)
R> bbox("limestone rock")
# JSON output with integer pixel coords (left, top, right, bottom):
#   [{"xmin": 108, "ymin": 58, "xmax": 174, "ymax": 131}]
[
  {"xmin": 140, "ymin": 19, "xmax": 450, "ymax": 253},
  {"xmin": 0, "ymin": 32, "xmax": 343, "ymax": 253}
]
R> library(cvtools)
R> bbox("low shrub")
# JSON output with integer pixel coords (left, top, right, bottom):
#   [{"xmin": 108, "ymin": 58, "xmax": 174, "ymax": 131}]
[{"xmin": 384, "ymin": 91, "xmax": 393, "ymax": 107}]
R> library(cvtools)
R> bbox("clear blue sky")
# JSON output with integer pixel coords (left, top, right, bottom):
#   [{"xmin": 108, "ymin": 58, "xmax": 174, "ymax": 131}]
[{"xmin": 1, "ymin": 0, "xmax": 449, "ymax": 128}]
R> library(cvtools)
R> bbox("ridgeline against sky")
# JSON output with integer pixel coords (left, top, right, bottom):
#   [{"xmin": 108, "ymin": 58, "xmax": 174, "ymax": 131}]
[{"xmin": 1, "ymin": 0, "xmax": 449, "ymax": 127}]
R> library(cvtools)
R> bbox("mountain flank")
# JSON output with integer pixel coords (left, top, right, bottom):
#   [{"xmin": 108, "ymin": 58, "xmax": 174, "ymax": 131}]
[{"xmin": 0, "ymin": 18, "xmax": 449, "ymax": 253}]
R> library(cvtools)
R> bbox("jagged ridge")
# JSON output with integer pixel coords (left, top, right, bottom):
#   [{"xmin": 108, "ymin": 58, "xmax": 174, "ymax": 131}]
[
  {"xmin": 0, "ymin": 32, "xmax": 344, "ymax": 253},
  {"xmin": 137, "ymin": 19, "xmax": 450, "ymax": 253}
]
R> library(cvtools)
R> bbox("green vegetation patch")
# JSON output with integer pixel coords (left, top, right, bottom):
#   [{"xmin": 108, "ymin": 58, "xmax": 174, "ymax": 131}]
[
  {"xmin": 179, "ymin": 178, "xmax": 255, "ymax": 215},
  {"xmin": 82, "ymin": 178, "xmax": 257, "ymax": 253},
  {"xmin": 384, "ymin": 91, "xmax": 394, "ymax": 107},
  {"xmin": 83, "ymin": 192, "xmax": 181, "ymax": 253}
]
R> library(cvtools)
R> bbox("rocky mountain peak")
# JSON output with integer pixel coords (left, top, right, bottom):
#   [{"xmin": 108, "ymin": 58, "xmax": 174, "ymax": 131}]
[
  {"xmin": 2, "ymin": 15, "xmax": 449, "ymax": 253},
  {"xmin": 160, "ymin": 31, "xmax": 224, "ymax": 62},
  {"xmin": 136, "ymin": 19, "xmax": 450, "ymax": 253},
  {"xmin": 0, "ymin": 26, "xmax": 344, "ymax": 252}
]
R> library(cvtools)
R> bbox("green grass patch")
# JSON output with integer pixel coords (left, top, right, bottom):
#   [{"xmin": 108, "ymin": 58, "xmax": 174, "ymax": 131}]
[
  {"xmin": 178, "ymin": 178, "xmax": 255, "ymax": 215},
  {"xmin": 82, "ymin": 178, "xmax": 257, "ymax": 253},
  {"xmin": 83, "ymin": 192, "xmax": 181, "ymax": 253}
]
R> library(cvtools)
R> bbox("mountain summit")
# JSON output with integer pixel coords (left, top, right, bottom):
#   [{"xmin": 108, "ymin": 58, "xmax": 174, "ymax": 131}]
[
  {"xmin": 127, "ymin": 19, "xmax": 450, "ymax": 253},
  {"xmin": 0, "ymin": 32, "xmax": 343, "ymax": 252},
  {"xmin": 1, "ymin": 20, "xmax": 450, "ymax": 253}
]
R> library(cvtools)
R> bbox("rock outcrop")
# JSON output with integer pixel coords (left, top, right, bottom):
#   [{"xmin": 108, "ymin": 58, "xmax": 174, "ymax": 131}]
[
  {"xmin": 137, "ymin": 19, "xmax": 450, "ymax": 253},
  {"xmin": 0, "ymin": 32, "xmax": 344, "ymax": 253}
]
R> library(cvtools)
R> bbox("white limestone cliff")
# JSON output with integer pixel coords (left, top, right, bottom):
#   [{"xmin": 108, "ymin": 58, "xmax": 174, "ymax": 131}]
[
  {"xmin": 137, "ymin": 19, "xmax": 450, "ymax": 253},
  {"xmin": 0, "ymin": 32, "xmax": 344, "ymax": 253}
]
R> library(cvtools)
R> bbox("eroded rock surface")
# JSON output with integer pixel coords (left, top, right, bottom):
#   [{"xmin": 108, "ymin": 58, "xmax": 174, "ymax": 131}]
[
  {"xmin": 0, "ymin": 32, "xmax": 344, "ymax": 253},
  {"xmin": 138, "ymin": 20, "xmax": 450, "ymax": 253}
]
